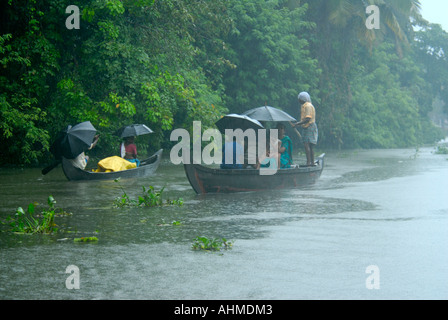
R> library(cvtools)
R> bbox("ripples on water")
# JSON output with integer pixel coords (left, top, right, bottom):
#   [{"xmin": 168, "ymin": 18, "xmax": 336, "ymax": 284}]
[{"xmin": 0, "ymin": 147, "xmax": 447, "ymax": 299}]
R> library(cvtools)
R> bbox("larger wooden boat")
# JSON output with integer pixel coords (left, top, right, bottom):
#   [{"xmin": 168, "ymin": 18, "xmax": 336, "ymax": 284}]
[
  {"xmin": 184, "ymin": 154, "xmax": 325, "ymax": 194},
  {"xmin": 62, "ymin": 149, "xmax": 163, "ymax": 181}
]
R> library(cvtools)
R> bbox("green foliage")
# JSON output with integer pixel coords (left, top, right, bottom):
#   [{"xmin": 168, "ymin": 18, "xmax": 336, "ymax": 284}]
[
  {"xmin": 342, "ymin": 44, "xmax": 421, "ymax": 148},
  {"xmin": 5, "ymin": 196, "xmax": 67, "ymax": 234},
  {"xmin": 0, "ymin": 0, "xmax": 61, "ymax": 165},
  {"xmin": 0, "ymin": 30, "xmax": 54, "ymax": 164},
  {"xmin": 140, "ymin": 71, "xmax": 195, "ymax": 131},
  {"xmin": 138, "ymin": 185, "xmax": 184, "ymax": 207},
  {"xmin": 1, "ymin": 0, "xmax": 447, "ymax": 165},
  {"xmin": 192, "ymin": 236, "xmax": 233, "ymax": 252},
  {"xmin": 413, "ymin": 23, "xmax": 448, "ymax": 115},
  {"xmin": 113, "ymin": 178, "xmax": 183, "ymax": 208},
  {"xmin": 224, "ymin": 0, "xmax": 319, "ymax": 114},
  {"xmin": 74, "ymin": 236, "xmax": 98, "ymax": 243}
]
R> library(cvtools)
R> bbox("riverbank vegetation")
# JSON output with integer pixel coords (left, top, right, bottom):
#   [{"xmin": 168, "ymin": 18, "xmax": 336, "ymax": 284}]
[{"xmin": 1, "ymin": 0, "xmax": 447, "ymax": 165}]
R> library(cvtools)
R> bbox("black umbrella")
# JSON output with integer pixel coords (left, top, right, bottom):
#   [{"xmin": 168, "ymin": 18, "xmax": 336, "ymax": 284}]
[
  {"xmin": 58, "ymin": 121, "xmax": 97, "ymax": 159},
  {"xmin": 242, "ymin": 106, "xmax": 297, "ymax": 122},
  {"xmin": 116, "ymin": 124, "xmax": 153, "ymax": 138},
  {"xmin": 43, "ymin": 121, "xmax": 97, "ymax": 175},
  {"xmin": 215, "ymin": 114, "xmax": 264, "ymax": 134}
]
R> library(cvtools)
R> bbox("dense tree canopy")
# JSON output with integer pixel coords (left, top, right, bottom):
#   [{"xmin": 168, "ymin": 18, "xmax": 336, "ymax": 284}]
[{"xmin": 0, "ymin": 0, "xmax": 446, "ymax": 165}]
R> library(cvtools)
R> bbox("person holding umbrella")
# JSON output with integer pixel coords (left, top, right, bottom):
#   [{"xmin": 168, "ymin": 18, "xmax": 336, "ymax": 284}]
[
  {"xmin": 69, "ymin": 134, "xmax": 100, "ymax": 170},
  {"xmin": 42, "ymin": 121, "xmax": 99, "ymax": 174},
  {"xmin": 120, "ymin": 136, "xmax": 140, "ymax": 167},
  {"xmin": 292, "ymin": 92, "xmax": 318, "ymax": 167},
  {"xmin": 117, "ymin": 124, "xmax": 153, "ymax": 167}
]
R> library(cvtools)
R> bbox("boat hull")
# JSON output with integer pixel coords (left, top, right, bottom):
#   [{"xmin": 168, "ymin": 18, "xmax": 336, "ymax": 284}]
[
  {"xmin": 62, "ymin": 149, "xmax": 163, "ymax": 181},
  {"xmin": 184, "ymin": 154, "xmax": 325, "ymax": 194}
]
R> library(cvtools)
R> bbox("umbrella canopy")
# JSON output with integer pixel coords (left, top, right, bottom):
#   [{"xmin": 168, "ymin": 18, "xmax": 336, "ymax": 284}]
[
  {"xmin": 50, "ymin": 121, "xmax": 97, "ymax": 159},
  {"xmin": 215, "ymin": 114, "xmax": 264, "ymax": 134},
  {"xmin": 116, "ymin": 124, "xmax": 153, "ymax": 138},
  {"xmin": 242, "ymin": 106, "xmax": 297, "ymax": 122}
]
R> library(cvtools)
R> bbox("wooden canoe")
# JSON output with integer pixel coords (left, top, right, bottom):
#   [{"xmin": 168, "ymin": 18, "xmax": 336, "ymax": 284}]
[
  {"xmin": 184, "ymin": 153, "xmax": 325, "ymax": 194},
  {"xmin": 61, "ymin": 149, "xmax": 163, "ymax": 181}
]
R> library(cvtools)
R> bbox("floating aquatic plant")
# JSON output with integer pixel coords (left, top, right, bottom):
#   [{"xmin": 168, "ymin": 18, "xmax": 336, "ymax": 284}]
[
  {"xmin": 113, "ymin": 178, "xmax": 184, "ymax": 208},
  {"xmin": 74, "ymin": 237, "xmax": 98, "ymax": 243},
  {"xmin": 192, "ymin": 236, "xmax": 233, "ymax": 252},
  {"xmin": 4, "ymin": 196, "xmax": 69, "ymax": 234}
]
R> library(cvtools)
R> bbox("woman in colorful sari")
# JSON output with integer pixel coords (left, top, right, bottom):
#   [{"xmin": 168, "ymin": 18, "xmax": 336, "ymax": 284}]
[{"xmin": 277, "ymin": 123, "xmax": 293, "ymax": 169}]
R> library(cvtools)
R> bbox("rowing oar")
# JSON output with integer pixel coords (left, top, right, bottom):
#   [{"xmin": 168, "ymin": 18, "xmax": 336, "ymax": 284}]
[
  {"xmin": 41, "ymin": 161, "xmax": 61, "ymax": 175},
  {"xmin": 289, "ymin": 121, "xmax": 302, "ymax": 140}
]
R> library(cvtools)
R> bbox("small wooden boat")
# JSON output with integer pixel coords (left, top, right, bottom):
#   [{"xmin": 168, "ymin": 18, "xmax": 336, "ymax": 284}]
[
  {"xmin": 62, "ymin": 149, "xmax": 163, "ymax": 181},
  {"xmin": 184, "ymin": 154, "xmax": 325, "ymax": 194}
]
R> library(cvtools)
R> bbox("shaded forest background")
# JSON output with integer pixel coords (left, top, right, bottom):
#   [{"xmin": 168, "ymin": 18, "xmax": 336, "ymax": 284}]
[{"xmin": 1, "ymin": 0, "xmax": 447, "ymax": 165}]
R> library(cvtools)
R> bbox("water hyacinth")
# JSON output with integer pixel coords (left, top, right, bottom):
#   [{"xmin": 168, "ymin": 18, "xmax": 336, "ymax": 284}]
[{"xmin": 7, "ymin": 196, "xmax": 59, "ymax": 234}]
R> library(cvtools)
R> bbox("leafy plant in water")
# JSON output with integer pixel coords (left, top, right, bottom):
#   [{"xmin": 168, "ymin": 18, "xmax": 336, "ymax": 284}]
[
  {"xmin": 138, "ymin": 185, "xmax": 164, "ymax": 207},
  {"xmin": 113, "ymin": 178, "xmax": 135, "ymax": 207},
  {"xmin": 192, "ymin": 236, "xmax": 233, "ymax": 252},
  {"xmin": 6, "ymin": 196, "xmax": 64, "ymax": 234},
  {"xmin": 113, "ymin": 178, "xmax": 183, "ymax": 208},
  {"xmin": 74, "ymin": 237, "xmax": 98, "ymax": 243}
]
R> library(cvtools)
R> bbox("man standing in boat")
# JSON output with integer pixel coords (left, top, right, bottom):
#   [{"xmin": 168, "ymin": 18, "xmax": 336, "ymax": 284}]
[{"xmin": 292, "ymin": 92, "xmax": 318, "ymax": 167}]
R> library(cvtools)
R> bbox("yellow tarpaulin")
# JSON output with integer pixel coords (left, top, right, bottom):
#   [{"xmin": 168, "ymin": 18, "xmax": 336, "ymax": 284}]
[{"xmin": 93, "ymin": 156, "xmax": 137, "ymax": 173}]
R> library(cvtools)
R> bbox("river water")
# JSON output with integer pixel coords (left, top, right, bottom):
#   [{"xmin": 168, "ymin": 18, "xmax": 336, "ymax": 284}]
[{"xmin": 0, "ymin": 146, "xmax": 447, "ymax": 300}]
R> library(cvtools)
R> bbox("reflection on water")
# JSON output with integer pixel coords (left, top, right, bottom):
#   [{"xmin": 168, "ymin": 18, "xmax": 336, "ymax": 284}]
[{"xmin": 0, "ymin": 147, "xmax": 447, "ymax": 299}]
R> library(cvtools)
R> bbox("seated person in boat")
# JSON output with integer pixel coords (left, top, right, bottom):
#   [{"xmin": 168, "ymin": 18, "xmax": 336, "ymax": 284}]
[
  {"xmin": 257, "ymin": 136, "xmax": 280, "ymax": 170},
  {"xmin": 68, "ymin": 134, "xmax": 100, "ymax": 170},
  {"xmin": 277, "ymin": 123, "xmax": 293, "ymax": 169},
  {"xmin": 243, "ymin": 136, "xmax": 259, "ymax": 169},
  {"xmin": 221, "ymin": 136, "xmax": 244, "ymax": 170},
  {"xmin": 120, "ymin": 136, "xmax": 140, "ymax": 167}
]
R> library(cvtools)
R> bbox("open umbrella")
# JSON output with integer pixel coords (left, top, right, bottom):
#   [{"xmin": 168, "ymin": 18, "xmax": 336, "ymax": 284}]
[
  {"xmin": 243, "ymin": 105, "xmax": 303, "ymax": 140},
  {"xmin": 116, "ymin": 124, "xmax": 153, "ymax": 138},
  {"xmin": 215, "ymin": 114, "xmax": 264, "ymax": 134},
  {"xmin": 57, "ymin": 121, "xmax": 97, "ymax": 159},
  {"xmin": 242, "ymin": 106, "xmax": 297, "ymax": 122},
  {"xmin": 43, "ymin": 121, "xmax": 97, "ymax": 175}
]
